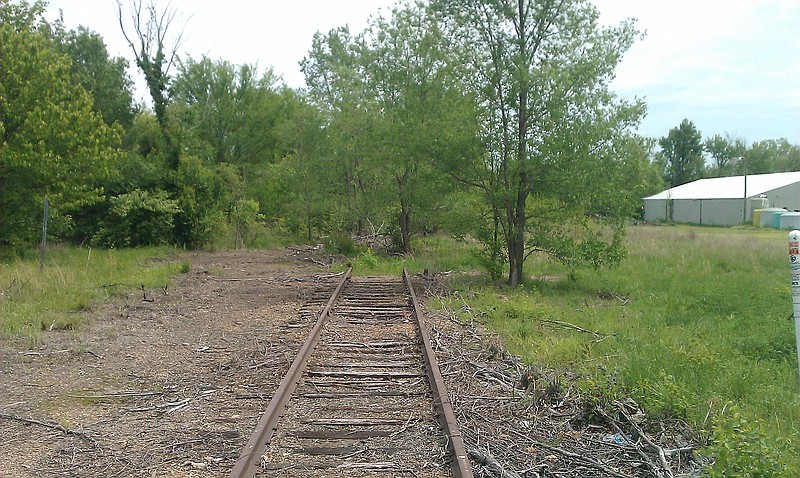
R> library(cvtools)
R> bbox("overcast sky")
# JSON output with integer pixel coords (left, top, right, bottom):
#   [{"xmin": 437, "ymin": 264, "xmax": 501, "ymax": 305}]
[{"xmin": 45, "ymin": 0, "xmax": 799, "ymax": 144}]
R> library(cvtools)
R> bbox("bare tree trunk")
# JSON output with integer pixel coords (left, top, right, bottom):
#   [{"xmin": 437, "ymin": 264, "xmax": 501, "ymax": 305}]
[
  {"xmin": 506, "ymin": 0, "xmax": 529, "ymax": 287},
  {"xmin": 507, "ymin": 187, "xmax": 527, "ymax": 286},
  {"xmin": 400, "ymin": 207, "xmax": 411, "ymax": 254}
]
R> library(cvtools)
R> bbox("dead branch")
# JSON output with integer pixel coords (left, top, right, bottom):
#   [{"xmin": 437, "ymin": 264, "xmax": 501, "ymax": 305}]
[
  {"xmin": 506, "ymin": 427, "xmax": 635, "ymax": 478},
  {"xmin": 468, "ymin": 447, "xmax": 526, "ymax": 478},
  {"xmin": 1, "ymin": 413, "xmax": 98, "ymax": 447},
  {"xmin": 540, "ymin": 318, "xmax": 606, "ymax": 338},
  {"xmin": 594, "ymin": 405, "xmax": 668, "ymax": 477},
  {"xmin": 122, "ymin": 397, "xmax": 192, "ymax": 414},
  {"xmin": 68, "ymin": 391, "xmax": 163, "ymax": 400},
  {"xmin": 617, "ymin": 407, "xmax": 676, "ymax": 478}
]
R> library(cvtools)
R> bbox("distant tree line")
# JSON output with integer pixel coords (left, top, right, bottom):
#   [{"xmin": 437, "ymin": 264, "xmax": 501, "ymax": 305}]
[
  {"xmin": 2, "ymin": 0, "xmax": 668, "ymax": 285},
  {"xmin": 656, "ymin": 118, "xmax": 800, "ymax": 188}
]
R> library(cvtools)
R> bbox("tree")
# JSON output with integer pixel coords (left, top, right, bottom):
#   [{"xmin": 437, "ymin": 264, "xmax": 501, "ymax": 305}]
[
  {"xmin": 301, "ymin": 4, "xmax": 478, "ymax": 253},
  {"xmin": 360, "ymin": 4, "xmax": 477, "ymax": 253},
  {"xmin": 170, "ymin": 57, "xmax": 283, "ymax": 167},
  {"xmin": 740, "ymin": 138, "xmax": 800, "ymax": 174},
  {"xmin": 704, "ymin": 133, "xmax": 746, "ymax": 177},
  {"xmin": 265, "ymin": 90, "xmax": 333, "ymax": 241},
  {"xmin": 0, "ymin": 0, "xmax": 121, "ymax": 253},
  {"xmin": 116, "ymin": 0, "xmax": 185, "ymax": 168},
  {"xmin": 170, "ymin": 57, "xmax": 286, "ymax": 244},
  {"xmin": 769, "ymin": 140, "xmax": 800, "ymax": 172},
  {"xmin": 301, "ymin": 27, "xmax": 378, "ymax": 236},
  {"xmin": 52, "ymin": 24, "xmax": 136, "ymax": 128},
  {"xmin": 659, "ymin": 119, "xmax": 704, "ymax": 186},
  {"xmin": 433, "ymin": 0, "xmax": 645, "ymax": 285}
]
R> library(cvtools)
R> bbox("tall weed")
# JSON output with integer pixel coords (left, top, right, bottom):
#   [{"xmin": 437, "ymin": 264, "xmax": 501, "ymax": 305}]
[
  {"xmin": 430, "ymin": 226, "xmax": 800, "ymax": 472},
  {"xmin": 0, "ymin": 246, "xmax": 186, "ymax": 340}
]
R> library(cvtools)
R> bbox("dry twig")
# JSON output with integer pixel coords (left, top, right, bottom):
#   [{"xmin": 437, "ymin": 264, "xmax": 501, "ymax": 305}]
[{"xmin": 0, "ymin": 413, "xmax": 98, "ymax": 447}]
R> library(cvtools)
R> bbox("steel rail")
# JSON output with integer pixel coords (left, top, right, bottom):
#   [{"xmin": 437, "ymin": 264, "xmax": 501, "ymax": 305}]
[
  {"xmin": 229, "ymin": 267, "xmax": 352, "ymax": 478},
  {"xmin": 403, "ymin": 267, "xmax": 474, "ymax": 478}
]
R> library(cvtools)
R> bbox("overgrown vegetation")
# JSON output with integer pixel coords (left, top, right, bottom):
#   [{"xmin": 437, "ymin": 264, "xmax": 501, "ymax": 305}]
[
  {"xmin": 347, "ymin": 226, "xmax": 800, "ymax": 475},
  {"xmin": 0, "ymin": 246, "xmax": 187, "ymax": 341},
  {"xmin": 1, "ymin": 0, "xmax": 665, "ymax": 287},
  {"xmin": 3, "ymin": 0, "xmax": 800, "ymax": 472}
]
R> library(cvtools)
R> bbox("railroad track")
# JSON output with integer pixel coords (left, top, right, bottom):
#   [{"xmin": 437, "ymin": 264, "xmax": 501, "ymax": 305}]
[{"xmin": 230, "ymin": 267, "xmax": 472, "ymax": 478}]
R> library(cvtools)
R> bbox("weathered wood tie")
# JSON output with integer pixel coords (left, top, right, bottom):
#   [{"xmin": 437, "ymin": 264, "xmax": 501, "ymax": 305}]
[{"xmin": 229, "ymin": 267, "xmax": 473, "ymax": 478}]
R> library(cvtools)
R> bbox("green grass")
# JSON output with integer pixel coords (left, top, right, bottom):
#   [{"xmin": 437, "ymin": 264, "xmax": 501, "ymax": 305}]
[
  {"xmin": 0, "ymin": 245, "xmax": 188, "ymax": 341},
  {"xmin": 357, "ymin": 226, "xmax": 800, "ymax": 474}
]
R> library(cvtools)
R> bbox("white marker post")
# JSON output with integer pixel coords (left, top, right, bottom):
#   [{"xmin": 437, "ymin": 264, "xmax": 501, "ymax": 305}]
[{"xmin": 788, "ymin": 230, "xmax": 800, "ymax": 378}]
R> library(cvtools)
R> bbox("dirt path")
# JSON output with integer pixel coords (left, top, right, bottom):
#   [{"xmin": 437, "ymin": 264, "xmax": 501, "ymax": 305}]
[
  {"xmin": 1, "ymin": 248, "xmax": 699, "ymax": 477},
  {"xmin": 0, "ymin": 249, "xmax": 341, "ymax": 477}
]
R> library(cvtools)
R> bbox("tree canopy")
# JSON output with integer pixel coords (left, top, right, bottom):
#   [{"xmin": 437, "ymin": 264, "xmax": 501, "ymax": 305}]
[
  {"xmin": 432, "ymin": 0, "xmax": 646, "ymax": 285},
  {"xmin": 0, "ymin": 0, "xmax": 121, "ymax": 253},
  {"xmin": 659, "ymin": 122, "xmax": 800, "ymax": 183},
  {"xmin": 302, "ymin": 4, "xmax": 478, "ymax": 253},
  {"xmin": 658, "ymin": 118, "xmax": 704, "ymax": 187},
  {"xmin": 2, "ymin": 0, "xmax": 797, "ymax": 279}
]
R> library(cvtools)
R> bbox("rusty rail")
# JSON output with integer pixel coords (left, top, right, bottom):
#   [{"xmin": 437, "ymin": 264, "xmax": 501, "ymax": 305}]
[
  {"xmin": 404, "ymin": 267, "xmax": 474, "ymax": 478},
  {"xmin": 229, "ymin": 267, "xmax": 352, "ymax": 478},
  {"xmin": 230, "ymin": 267, "xmax": 473, "ymax": 478}
]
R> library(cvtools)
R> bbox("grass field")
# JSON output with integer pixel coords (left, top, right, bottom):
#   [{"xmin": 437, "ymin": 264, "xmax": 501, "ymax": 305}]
[
  {"xmin": 350, "ymin": 225, "xmax": 800, "ymax": 475},
  {"xmin": 0, "ymin": 246, "xmax": 187, "ymax": 342}
]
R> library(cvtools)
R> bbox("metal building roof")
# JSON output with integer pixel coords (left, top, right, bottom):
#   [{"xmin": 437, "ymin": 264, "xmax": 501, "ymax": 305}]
[{"xmin": 644, "ymin": 171, "xmax": 800, "ymax": 200}]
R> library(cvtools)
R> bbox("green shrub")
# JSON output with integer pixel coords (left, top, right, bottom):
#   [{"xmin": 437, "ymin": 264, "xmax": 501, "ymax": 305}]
[
  {"xmin": 324, "ymin": 233, "xmax": 357, "ymax": 256},
  {"xmin": 356, "ymin": 249, "xmax": 379, "ymax": 269},
  {"xmin": 705, "ymin": 404, "xmax": 799, "ymax": 477},
  {"xmin": 230, "ymin": 198, "xmax": 264, "ymax": 249},
  {"xmin": 92, "ymin": 189, "xmax": 179, "ymax": 247}
]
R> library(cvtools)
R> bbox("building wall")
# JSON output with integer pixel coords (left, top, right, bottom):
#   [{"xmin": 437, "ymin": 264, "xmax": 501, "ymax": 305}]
[
  {"xmin": 696, "ymin": 199, "xmax": 745, "ymax": 225},
  {"xmin": 766, "ymin": 183, "xmax": 800, "ymax": 211},
  {"xmin": 671, "ymin": 199, "xmax": 702, "ymax": 224},
  {"xmin": 643, "ymin": 198, "xmax": 745, "ymax": 225},
  {"xmin": 643, "ymin": 182, "xmax": 800, "ymax": 227},
  {"xmin": 643, "ymin": 199, "xmax": 667, "ymax": 222}
]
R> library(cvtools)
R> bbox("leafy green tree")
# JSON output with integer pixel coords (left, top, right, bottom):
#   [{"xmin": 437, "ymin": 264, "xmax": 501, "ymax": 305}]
[
  {"xmin": 302, "ymin": 26, "xmax": 377, "ymax": 236},
  {"xmin": 302, "ymin": 5, "xmax": 479, "ymax": 253},
  {"xmin": 263, "ymin": 90, "xmax": 333, "ymax": 241},
  {"xmin": 770, "ymin": 139, "xmax": 800, "ymax": 172},
  {"xmin": 704, "ymin": 134, "xmax": 746, "ymax": 177},
  {"xmin": 360, "ymin": 4, "xmax": 478, "ymax": 253},
  {"xmin": 0, "ymin": 0, "xmax": 121, "ymax": 253},
  {"xmin": 170, "ymin": 57, "xmax": 283, "ymax": 167},
  {"xmin": 169, "ymin": 57, "xmax": 293, "ymax": 247},
  {"xmin": 229, "ymin": 198, "xmax": 263, "ymax": 249},
  {"xmin": 433, "ymin": 0, "xmax": 645, "ymax": 285},
  {"xmin": 740, "ymin": 138, "xmax": 800, "ymax": 174},
  {"xmin": 55, "ymin": 25, "xmax": 136, "ymax": 128},
  {"xmin": 659, "ymin": 119, "xmax": 704, "ymax": 186}
]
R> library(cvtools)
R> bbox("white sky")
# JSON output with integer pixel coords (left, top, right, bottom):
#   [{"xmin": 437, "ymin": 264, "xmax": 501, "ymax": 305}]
[{"xmin": 45, "ymin": 0, "xmax": 799, "ymax": 144}]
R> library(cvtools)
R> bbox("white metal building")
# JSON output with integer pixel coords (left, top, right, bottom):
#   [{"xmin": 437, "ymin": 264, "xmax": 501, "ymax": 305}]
[{"xmin": 643, "ymin": 171, "xmax": 800, "ymax": 226}]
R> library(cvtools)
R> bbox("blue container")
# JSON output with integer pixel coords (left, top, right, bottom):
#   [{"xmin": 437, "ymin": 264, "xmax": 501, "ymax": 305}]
[
  {"xmin": 780, "ymin": 212, "xmax": 800, "ymax": 229},
  {"xmin": 773, "ymin": 211, "xmax": 784, "ymax": 228}
]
